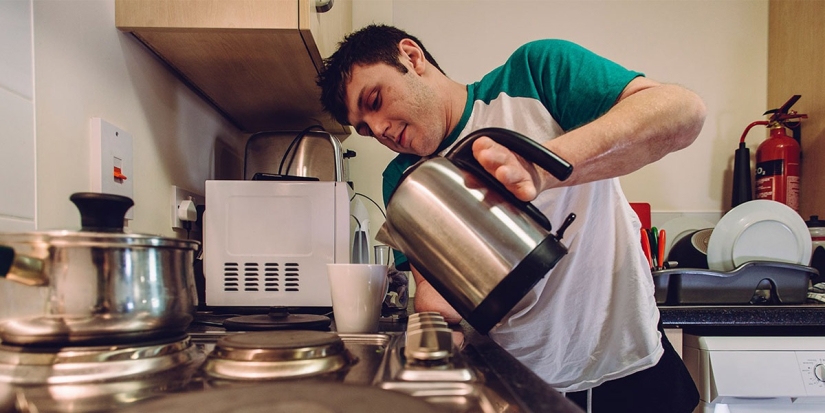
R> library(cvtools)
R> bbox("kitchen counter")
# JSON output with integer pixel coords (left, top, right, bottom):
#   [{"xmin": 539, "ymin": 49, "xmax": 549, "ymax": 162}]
[{"xmin": 659, "ymin": 303, "xmax": 825, "ymax": 334}]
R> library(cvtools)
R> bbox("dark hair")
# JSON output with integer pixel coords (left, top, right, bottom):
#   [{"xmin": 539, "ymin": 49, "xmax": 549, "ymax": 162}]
[{"xmin": 317, "ymin": 24, "xmax": 444, "ymax": 125}]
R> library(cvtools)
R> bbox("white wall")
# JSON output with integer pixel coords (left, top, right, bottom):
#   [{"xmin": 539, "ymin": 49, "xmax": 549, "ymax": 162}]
[
  {"xmin": 32, "ymin": 0, "xmax": 244, "ymax": 234},
  {"xmin": 1, "ymin": 0, "xmax": 244, "ymax": 319},
  {"xmin": 344, "ymin": 0, "xmax": 769, "ymax": 242}
]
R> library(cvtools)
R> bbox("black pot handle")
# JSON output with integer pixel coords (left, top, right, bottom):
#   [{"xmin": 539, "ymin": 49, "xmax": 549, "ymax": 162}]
[
  {"xmin": 0, "ymin": 245, "xmax": 13, "ymax": 278},
  {"xmin": 69, "ymin": 192, "xmax": 134, "ymax": 233},
  {"xmin": 446, "ymin": 128, "xmax": 573, "ymax": 231}
]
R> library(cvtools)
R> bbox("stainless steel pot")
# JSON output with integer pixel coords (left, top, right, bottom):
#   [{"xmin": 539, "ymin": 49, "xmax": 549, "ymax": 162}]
[
  {"xmin": 376, "ymin": 128, "xmax": 575, "ymax": 334},
  {"xmin": 0, "ymin": 193, "xmax": 199, "ymax": 345}
]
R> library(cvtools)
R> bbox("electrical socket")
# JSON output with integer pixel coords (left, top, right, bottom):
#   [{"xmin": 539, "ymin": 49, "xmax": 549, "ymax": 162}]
[{"xmin": 171, "ymin": 185, "xmax": 204, "ymax": 230}]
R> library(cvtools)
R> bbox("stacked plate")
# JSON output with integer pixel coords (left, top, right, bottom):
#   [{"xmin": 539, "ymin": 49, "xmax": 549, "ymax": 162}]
[{"xmin": 706, "ymin": 200, "xmax": 812, "ymax": 271}]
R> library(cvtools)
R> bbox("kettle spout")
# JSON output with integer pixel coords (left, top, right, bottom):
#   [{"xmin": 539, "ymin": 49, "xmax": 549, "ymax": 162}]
[{"xmin": 375, "ymin": 222, "xmax": 401, "ymax": 251}]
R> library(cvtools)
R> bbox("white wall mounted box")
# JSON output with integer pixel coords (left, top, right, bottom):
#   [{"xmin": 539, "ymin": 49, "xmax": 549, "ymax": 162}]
[{"xmin": 90, "ymin": 118, "xmax": 134, "ymax": 219}]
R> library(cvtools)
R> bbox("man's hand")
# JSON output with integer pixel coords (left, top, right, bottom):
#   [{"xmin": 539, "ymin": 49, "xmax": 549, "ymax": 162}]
[{"xmin": 471, "ymin": 137, "xmax": 547, "ymax": 202}]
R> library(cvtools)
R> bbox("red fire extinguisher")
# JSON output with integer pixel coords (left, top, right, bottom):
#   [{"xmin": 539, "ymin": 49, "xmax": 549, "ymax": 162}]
[
  {"xmin": 755, "ymin": 120, "xmax": 802, "ymax": 210},
  {"xmin": 733, "ymin": 95, "xmax": 807, "ymax": 212}
]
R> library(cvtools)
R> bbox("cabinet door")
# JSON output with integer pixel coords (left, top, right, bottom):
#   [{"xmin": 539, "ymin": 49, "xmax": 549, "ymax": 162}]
[
  {"xmin": 115, "ymin": 0, "xmax": 351, "ymax": 136},
  {"xmin": 116, "ymin": 0, "xmax": 300, "ymax": 30},
  {"xmin": 768, "ymin": 0, "xmax": 825, "ymax": 217},
  {"xmin": 302, "ymin": 0, "xmax": 352, "ymax": 64}
]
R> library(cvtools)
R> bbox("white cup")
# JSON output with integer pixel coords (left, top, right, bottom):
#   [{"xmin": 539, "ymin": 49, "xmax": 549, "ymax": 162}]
[{"xmin": 327, "ymin": 264, "xmax": 389, "ymax": 333}]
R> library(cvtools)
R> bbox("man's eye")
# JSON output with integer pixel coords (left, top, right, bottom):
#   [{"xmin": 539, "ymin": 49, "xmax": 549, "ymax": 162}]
[{"xmin": 371, "ymin": 94, "xmax": 380, "ymax": 110}]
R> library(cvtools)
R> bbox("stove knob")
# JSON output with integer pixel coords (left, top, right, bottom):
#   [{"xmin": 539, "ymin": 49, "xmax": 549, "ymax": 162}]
[
  {"xmin": 404, "ymin": 327, "xmax": 453, "ymax": 362},
  {"xmin": 815, "ymin": 364, "xmax": 825, "ymax": 382}
]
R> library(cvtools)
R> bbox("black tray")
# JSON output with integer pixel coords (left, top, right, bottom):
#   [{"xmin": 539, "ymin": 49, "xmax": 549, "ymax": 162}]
[{"xmin": 652, "ymin": 261, "xmax": 818, "ymax": 305}]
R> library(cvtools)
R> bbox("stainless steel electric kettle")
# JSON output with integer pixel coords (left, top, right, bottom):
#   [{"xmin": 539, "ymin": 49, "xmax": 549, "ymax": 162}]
[{"xmin": 376, "ymin": 127, "xmax": 576, "ymax": 334}]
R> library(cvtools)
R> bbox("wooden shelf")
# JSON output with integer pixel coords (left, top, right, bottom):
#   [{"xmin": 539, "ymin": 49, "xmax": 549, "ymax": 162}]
[{"xmin": 115, "ymin": 0, "xmax": 352, "ymax": 137}]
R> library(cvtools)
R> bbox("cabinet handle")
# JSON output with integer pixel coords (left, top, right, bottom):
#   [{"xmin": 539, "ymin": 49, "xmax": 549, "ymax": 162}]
[{"xmin": 316, "ymin": 0, "xmax": 334, "ymax": 13}]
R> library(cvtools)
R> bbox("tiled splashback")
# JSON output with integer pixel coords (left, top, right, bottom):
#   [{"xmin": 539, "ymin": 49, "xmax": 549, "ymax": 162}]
[
  {"xmin": 651, "ymin": 212, "xmax": 722, "ymax": 229},
  {"xmin": 0, "ymin": 0, "xmax": 35, "ymax": 232}
]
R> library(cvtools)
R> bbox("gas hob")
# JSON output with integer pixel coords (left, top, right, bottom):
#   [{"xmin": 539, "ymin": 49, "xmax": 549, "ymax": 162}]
[{"xmin": 0, "ymin": 312, "xmax": 519, "ymax": 412}]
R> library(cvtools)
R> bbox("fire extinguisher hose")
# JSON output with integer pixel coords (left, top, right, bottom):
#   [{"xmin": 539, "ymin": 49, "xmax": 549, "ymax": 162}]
[{"xmin": 739, "ymin": 120, "xmax": 769, "ymax": 143}]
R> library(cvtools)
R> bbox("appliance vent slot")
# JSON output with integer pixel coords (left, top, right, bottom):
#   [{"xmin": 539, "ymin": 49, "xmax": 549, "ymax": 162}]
[
  {"xmin": 264, "ymin": 263, "xmax": 280, "ymax": 291},
  {"xmin": 242, "ymin": 262, "xmax": 260, "ymax": 291},
  {"xmin": 284, "ymin": 262, "xmax": 300, "ymax": 291},
  {"xmin": 223, "ymin": 263, "xmax": 240, "ymax": 291},
  {"xmin": 222, "ymin": 262, "xmax": 301, "ymax": 292}
]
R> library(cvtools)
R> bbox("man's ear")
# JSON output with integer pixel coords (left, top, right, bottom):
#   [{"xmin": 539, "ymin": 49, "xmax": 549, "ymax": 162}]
[{"xmin": 399, "ymin": 38, "xmax": 426, "ymax": 75}]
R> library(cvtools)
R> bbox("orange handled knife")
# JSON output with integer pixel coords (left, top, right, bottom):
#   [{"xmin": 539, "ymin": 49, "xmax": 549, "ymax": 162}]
[{"xmin": 640, "ymin": 229, "xmax": 653, "ymax": 269}]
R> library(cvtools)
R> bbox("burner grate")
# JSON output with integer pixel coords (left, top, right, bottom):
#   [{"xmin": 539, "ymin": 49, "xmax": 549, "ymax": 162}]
[{"xmin": 0, "ymin": 335, "xmax": 201, "ymax": 385}]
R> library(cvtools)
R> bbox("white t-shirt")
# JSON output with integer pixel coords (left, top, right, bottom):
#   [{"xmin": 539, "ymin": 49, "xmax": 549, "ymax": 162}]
[{"xmin": 383, "ymin": 39, "xmax": 663, "ymax": 392}]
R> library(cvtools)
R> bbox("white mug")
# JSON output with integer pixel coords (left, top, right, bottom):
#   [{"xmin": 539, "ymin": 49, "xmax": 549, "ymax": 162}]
[{"xmin": 326, "ymin": 264, "xmax": 389, "ymax": 333}]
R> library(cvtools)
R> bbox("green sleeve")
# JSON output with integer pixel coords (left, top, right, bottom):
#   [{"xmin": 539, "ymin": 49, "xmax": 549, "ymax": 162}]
[
  {"xmin": 522, "ymin": 39, "xmax": 642, "ymax": 130},
  {"xmin": 475, "ymin": 39, "xmax": 642, "ymax": 131},
  {"xmin": 382, "ymin": 155, "xmax": 419, "ymax": 271}
]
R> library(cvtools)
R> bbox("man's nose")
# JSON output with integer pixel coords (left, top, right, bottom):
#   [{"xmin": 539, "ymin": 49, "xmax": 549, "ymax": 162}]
[{"xmin": 364, "ymin": 115, "xmax": 391, "ymax": 140}]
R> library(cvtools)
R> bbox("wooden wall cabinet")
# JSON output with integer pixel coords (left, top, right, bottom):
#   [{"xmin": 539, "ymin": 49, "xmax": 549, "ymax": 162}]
[{"xmin": 115, "ymin": 0, "xmax": 352, "ymax": 136}]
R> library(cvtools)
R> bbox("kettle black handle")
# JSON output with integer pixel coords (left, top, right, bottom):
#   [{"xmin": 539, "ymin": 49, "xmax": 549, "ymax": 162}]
[
  {"xmin": 70, "ymin": 192, "xmax": 134, "ymax": 233},
  {"xmin": 448, "ymin": 127, "xmax": 573, "ymax": 181},
  {"xmin": 446, "ymin": 128, "xmax": 573, "ymax": 231}
]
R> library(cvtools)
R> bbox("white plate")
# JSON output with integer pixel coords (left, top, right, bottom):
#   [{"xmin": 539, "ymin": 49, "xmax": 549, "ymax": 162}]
[
  {"xmin": 660, "ymin": 217, "xmax": 715, "ymax": 259},
  {"xmin": 706, "ymin": 200, "xmax": 811, "ymax": 272}
]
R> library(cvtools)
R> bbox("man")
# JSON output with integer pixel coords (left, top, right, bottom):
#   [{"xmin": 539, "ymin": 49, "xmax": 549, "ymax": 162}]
[{"xmin": 318, "ymin": 24, "xmax": 705, "ymax": 412}]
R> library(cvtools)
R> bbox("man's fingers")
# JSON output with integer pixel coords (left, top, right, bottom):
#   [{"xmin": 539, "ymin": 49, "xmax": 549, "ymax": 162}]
[{"xmin": 471, "ymin": 136, "xmax": 538, "ymax": 201}]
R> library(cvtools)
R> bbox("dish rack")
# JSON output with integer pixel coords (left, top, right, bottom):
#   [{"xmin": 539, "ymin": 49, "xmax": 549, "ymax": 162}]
[{"xmin": 652, "ymin": 261, "xmax": 817, "ymax": 305}]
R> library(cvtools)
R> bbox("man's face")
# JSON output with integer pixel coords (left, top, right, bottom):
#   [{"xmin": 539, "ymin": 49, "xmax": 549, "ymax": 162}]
[{"xmin": 344, "ymin": 62, "xmax": 446, "ymax": 156}]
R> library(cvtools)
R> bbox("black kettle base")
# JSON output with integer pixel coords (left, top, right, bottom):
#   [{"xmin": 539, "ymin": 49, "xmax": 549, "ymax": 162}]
[{"xmin": 467, "ymin": 235, "xmax": 569, "ymax": 335}]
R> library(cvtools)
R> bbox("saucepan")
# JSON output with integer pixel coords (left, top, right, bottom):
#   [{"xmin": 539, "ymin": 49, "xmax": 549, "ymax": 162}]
[{"xmin": 0, "ymin": 193, "xmax": 199, "ymax": 345}]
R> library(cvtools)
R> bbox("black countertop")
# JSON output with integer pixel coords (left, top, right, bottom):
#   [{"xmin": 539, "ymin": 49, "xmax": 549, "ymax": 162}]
[
  {"xmin": 659, "ymin": 303, "xmax": 825, "ymax": 335},
  {"xmin": 421, "ymin": 303, "xmax": 825, "ymax": 413}
]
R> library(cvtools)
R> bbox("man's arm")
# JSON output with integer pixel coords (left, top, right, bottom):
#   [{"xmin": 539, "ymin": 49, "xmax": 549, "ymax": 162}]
[
  {"xmin": 410, "ymin": 264, "xmax": 463, "ymax": 324},
  {"xmin": 472, "ymin": 77, "xmax": 707, "ymax": 201}
]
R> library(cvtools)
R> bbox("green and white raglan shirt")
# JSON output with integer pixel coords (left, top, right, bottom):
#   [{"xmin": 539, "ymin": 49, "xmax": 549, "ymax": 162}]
[{"xmin": 382, "ymin": 39, "xmax": 663, "ymax": 392}]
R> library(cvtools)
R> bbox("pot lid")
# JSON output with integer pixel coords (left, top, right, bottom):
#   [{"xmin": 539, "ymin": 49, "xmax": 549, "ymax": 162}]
[
  {"xmin": 223, "ymin": 308, "xmax": 331, "ymax": 331},
  {"xmin": 0, "ymin": 193, "xmax": 199, "ymax": 250},
  {"xmin": 0, "ymin": 230, "xmax": 198, "ymax": 249}
]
